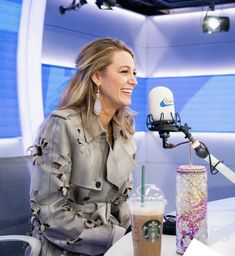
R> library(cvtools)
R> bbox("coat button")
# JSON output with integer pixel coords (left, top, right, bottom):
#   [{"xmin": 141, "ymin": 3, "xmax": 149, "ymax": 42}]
[{"xmin": 95, "ymin": 181, "xmax": 101, "ymax": 188}]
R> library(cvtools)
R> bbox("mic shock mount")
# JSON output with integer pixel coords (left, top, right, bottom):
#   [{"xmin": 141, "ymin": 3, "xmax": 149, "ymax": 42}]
[
  {"xmin": 146, "ymin": 112, "xmax": 235, "ymax": 184},
  {"xmin": 146, "ymin": 113, "xmax": 208, "ymax": 158}
]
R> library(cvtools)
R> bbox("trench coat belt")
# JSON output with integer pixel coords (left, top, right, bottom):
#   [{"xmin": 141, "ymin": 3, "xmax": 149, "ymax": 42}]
[
  {"xmin": 74, "ymin": 202, "xmax": 110, "ymax": 214},
  {"xmin": 31, "ymin": 202, "xmax": 120, "ymax": 235},
  {"xmin": 72, "ymin": 202, "xmax": 120, "ymax": 228},
  {"xmin": 74, "ymin": 202, "xmax": 118, "ymax": 224}
]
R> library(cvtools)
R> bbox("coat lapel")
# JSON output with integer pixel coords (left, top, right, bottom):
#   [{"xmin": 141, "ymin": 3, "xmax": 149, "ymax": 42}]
[
  {"xmin": 106, "ymin": 137, "xmax": 137, "ymax": 189},
  {"xmin": 80, "ymin": 112, "xmax": 137, "ymax": 189}
]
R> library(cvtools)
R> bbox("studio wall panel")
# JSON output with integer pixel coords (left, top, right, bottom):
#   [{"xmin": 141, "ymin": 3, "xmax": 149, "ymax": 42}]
[
  {"xmin": 42, "ymin": 1, "xmax": 147, "ymax": 76},
  {"xmin": 0, "ymin": 0, "xmax": 22, "ymax": 138},
  {"xmin": 145, "ymin": 9, "xmax": 235, "ymax": 77}
]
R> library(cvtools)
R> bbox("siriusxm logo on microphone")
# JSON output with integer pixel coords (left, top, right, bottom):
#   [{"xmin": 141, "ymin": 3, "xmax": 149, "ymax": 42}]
[{"xmin": 160, "ymin": 98, "xmax": 174, "ymax": 107}]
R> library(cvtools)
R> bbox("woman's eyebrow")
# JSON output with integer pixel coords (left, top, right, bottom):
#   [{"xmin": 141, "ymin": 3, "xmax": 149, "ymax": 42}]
[{"xmin": 119, "ymin": 65, "xmax": 136, "ymax": 70}]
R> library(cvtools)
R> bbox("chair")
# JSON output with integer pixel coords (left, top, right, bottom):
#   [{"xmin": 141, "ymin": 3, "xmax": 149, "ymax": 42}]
[
  {"xmin": 0, "ymin": 235, "xmax": 41, "ymax": 256},
  {"xmin": 0, "ymin": 156, "xmax": 41, "ymax": 256}
]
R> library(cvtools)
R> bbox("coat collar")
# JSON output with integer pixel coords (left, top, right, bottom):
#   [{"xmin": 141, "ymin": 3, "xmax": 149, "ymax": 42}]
[
  {"xmin": 81, "ymin": 112, "xmax": 132, "ymax": 143},
  {"xmin": 81, "ymin": 111, "xmax": 105, "ymax": 143}
]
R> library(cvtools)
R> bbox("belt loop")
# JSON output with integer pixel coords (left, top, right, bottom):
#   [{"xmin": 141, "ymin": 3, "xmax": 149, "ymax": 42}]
[{"xmin": 106, "ymin": 202, "xmax": 111, "ymax": 221}]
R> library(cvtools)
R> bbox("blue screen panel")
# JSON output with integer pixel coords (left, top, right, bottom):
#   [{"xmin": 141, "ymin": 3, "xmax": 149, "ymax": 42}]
[
  {"xmin": 147, "ymin": 75, "xmax": 235, "ymax": 132},
  {"xmin": 41, "ymin": 64, "xmax": 147, "ymax": 131},
  {"xmin": 131, "ymin": 78, "xmax": 147, "ymax": 131},
  {"xmin": 0, "ymin": 0, "xmax": 22, "ymax": 138},
  {"xmin": 41, "ymin": 64, "xmax": 235, "ymax": 132},
  {"xmin": 42, "ymin": 65, "xmax": 76, "ymax": 117}
]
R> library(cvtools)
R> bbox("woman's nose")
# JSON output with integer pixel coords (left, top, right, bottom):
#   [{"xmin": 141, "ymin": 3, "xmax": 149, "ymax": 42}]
[{"xmin": 128, "ymin": 74, "xmax": 137, "ymax": 86}]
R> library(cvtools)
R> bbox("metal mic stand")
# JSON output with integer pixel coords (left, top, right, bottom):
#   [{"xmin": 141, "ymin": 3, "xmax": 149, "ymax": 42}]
[{"xmin": 146, "ymin": 114, "xmax": 235, "ymax": 184}]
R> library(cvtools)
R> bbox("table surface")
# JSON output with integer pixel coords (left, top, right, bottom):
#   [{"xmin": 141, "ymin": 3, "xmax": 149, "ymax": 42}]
[{"xmin": 104, "ymin": 197, "xmax": 235, "ymax": 256}]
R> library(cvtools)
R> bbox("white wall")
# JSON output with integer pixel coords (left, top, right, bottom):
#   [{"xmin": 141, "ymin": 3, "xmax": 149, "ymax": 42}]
[
  {"xmin": 42, "ymin": 1, "xmax": 235, "ymax": 77},
  {"xmin": 42, "ymin": 0, "xmax": 147, "ymax": 77},
  {"xmin": 18, "ymin": 0, "xmax": 47, "ymax": 150},
  {"xmin": 146, "ymin": 8, "xmax": 235, "ymax": 77}
]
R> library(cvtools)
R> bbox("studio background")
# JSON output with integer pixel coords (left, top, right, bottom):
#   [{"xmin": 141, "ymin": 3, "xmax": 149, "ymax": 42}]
[{"xmin": 0, "ymin": 0, "xmax": 235, "ymax": 213}]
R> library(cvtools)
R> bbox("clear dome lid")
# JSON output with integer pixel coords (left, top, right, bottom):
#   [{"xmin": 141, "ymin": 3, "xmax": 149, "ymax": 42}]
[{"xmin": 129, "ymin": 184, "xmax": 166, "ymax": 202}]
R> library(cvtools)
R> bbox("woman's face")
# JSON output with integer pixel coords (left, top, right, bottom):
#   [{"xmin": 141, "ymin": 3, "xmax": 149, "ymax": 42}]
[{"xmin": 95, "ymin": 50, "xmax": 137, "ymax": 112}]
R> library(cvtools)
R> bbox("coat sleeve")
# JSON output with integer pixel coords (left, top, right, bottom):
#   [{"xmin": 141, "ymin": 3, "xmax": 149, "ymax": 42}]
[{"xmin": 30, "ymin": 116, "xmax": 114, "ymax": 253}]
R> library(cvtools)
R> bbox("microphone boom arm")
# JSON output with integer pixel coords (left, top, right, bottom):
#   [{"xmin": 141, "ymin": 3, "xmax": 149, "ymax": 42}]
[
  {"xmin": 179, "ymin": 124, "xmax": 235, "ymax": 184},
  {"xmin": 204, "ymin": 154, "xmax": 235, "ymax": 184},
  {"xmin": 147, "ymin": 114, "xmax": 235, "ymax": 184}
]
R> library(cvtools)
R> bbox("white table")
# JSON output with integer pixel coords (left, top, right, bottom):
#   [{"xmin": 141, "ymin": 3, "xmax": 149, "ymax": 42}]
[{"xmin": 105, "ymin": 197, "xmax": 235, "ymax": 256}]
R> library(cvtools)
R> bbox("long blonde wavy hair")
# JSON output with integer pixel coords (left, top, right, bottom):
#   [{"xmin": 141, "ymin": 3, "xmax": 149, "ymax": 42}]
[{"xmin": 59, "ymin": 38, "xmax": 136, "ymax": 136}]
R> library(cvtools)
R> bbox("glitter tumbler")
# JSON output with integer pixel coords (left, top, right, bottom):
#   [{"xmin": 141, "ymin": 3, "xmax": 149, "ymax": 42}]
[{"xmin": 176, "ymin": 165, "xmax": 208, "ymax": 254}]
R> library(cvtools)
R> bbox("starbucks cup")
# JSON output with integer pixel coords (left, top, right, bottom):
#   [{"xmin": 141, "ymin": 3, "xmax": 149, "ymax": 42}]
[{"xmin": 128, "ymin": 184, "xmax": 167, "ymax": 256}]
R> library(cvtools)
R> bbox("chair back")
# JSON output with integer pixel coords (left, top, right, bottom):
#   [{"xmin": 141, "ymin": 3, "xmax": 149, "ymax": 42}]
[{"xmin": 0, "ymin": 156, "xmax": 32, "ymax": 256}]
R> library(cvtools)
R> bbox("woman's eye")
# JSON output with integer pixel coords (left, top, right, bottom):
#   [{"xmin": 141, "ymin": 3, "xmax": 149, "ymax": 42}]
[{"xmin": 121, "ymin": 70, "xmax": 128, "ymax": 73}]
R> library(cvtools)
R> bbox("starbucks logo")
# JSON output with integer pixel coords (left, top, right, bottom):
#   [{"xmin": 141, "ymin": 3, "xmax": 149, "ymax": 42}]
[{"xmin": 142, "ymin": 220, "xmax": 161, "ymax": 242}]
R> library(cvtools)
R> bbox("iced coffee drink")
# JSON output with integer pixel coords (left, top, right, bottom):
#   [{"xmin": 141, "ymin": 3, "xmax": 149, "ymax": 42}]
[{"xmin": 128, "ymin": 184, "xmax": 166, "ymax": 256}]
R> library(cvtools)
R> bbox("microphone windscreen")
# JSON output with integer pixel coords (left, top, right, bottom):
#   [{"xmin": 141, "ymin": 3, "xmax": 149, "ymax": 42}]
[{"xmin": 149, "ymin": 86, "xmax": 175, "ymax": 121}]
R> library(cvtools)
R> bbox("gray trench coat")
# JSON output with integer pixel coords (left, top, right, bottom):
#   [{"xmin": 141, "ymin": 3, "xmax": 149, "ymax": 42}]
[{"xmin": 26, "ymin": 109, "xmax": 137, "ymax": 256}]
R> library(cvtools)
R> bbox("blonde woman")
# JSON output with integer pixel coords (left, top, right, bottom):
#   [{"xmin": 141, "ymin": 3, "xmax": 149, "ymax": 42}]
[{"xmin": 26, "ymin": 38, "xmax": 138, "ymax": 256}]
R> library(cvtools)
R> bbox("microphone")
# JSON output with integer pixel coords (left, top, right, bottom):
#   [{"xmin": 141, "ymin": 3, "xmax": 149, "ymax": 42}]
[
  {"xmin": 149, "ymin": 86, "xmax": 175, "ymax": 123},
  {"xmin": 147, "ymin": 86, "xmax": 180, "ymax": 133},
  {"xmin": 147, "ymin": 86, "xmax": 208, "ymax": 158},
  {"xmin": 146, "ymin": 86, "xmax": 235, "ymax": 184},
  {"xmin": 147, "ymin": 86, "xmax": 180, "ymax": 149}
]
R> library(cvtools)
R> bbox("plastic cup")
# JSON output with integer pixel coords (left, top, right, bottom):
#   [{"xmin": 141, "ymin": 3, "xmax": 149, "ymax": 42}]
[{"xmin": 128, "ymin": 184, "xmax": 167, "ymax": 256}]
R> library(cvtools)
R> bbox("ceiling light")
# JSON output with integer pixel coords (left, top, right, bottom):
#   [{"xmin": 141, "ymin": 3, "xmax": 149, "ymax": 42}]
[
  {"xmin": 95, "ymin": 0, "xmax": 116, "ymax": 10},
  {"xmin": 202, "ymin": 3, "xmax": 230, "ymax": 34},
  {"xmin": 59, "ymin": 0, "xmax": 87, "ymax": 15},
  {"xmin": 202, "ymin": 15, "xmax": 230, "ymax": 33}
]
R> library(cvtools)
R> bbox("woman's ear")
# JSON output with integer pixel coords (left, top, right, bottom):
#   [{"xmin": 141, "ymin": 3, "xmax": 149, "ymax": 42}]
[{"xmin": 91, "ymin": 71, "xmax": 101, "ymax": 87}]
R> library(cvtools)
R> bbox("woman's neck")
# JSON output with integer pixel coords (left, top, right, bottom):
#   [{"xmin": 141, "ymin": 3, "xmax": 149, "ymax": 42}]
[
  {"xmin": 99, "ymin": 108, "xmax": 116, "ymax": 131},
  {"xmin": 99, "ymin": 110, "xmax": 115, "ymax": 147}
]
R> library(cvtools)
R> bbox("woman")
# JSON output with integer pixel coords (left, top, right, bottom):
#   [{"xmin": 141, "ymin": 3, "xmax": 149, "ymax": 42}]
[{"xmin": 26, "ymin": 38, "xmax": 138, "ymax": 256}]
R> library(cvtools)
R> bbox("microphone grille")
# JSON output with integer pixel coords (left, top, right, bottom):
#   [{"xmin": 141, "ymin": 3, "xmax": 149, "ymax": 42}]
[{"xmin": 149, "ymin": 86, "xmax": 175, "ymax": 122}]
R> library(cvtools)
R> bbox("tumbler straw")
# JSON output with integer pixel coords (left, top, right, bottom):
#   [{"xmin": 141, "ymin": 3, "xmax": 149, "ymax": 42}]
[
  {"xmin": 141, "ymin": 165, "xmax": 145, "ymax": 205},
  {"xmin": 189, "ymin": 142, "xmax": 193, "ymax": 167}
]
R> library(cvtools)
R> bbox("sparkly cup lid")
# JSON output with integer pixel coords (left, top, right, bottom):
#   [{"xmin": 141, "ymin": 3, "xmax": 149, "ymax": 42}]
[{"xmin": 177, "ymin": 165, "xmax": 206, "ymax": 173}]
